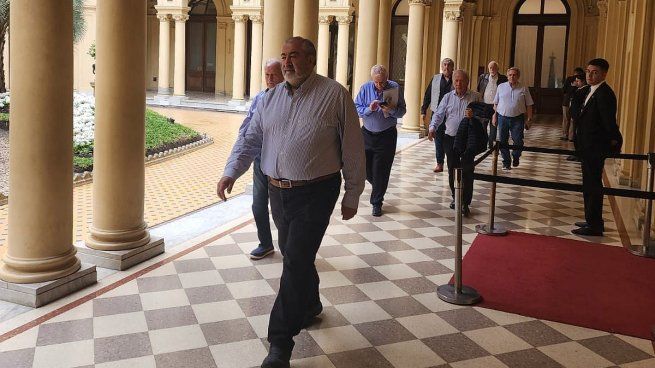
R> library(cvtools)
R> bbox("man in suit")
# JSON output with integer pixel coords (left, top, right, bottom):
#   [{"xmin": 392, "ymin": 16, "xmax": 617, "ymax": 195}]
[
  {"xmin": 562, "ymin": 67, "xmax": 585, "ymax": 141},
  {"xmin": 572, "ymin": 58, "xmax": 622, "ymax": 236},
  {"xmin": 421, "ymin": 58, "xmax": 455, "ymax": 173},
  {"xmin": 477, "ymin": 61, "xmax": 508, "ymax": 149}
]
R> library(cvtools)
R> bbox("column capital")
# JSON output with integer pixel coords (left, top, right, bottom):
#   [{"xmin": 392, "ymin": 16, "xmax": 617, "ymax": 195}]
[
  {"xmin": 157, "ymin": 14, "xmax": 171, "ymax": 22},
  {"xmin": 597, "ymin": 0, "xmax": 608, "ymax": 17},
  {"xmin": 250, "ymin": 14, "xmax": 263, "ymax": 24},
  {"xmin": 319, "ymin": 15, "xmax": 334, "ymax": 24},
  {"xmin": 172, "ymin": 14, "xmax": 189, "ymax": 22},
  {"xmin": 444, "ymin": 10, "xmax": 462, "ymax": 21},
  {"xmin": 408, "ymin": 0, "xmax": 431, "ymax": 6},
  {"xmin": 335, "ymin": 15, "xmax": 352, "ymax": 25},
  {"xmin": 232, "ymin": 14, "xmax": 248, "ymax": 23}
]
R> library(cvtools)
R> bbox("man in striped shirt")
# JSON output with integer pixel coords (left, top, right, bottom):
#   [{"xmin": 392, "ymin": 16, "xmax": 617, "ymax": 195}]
[{"xmin": 217, "ymin": 37, "xmax": 365, "ymax": 368}]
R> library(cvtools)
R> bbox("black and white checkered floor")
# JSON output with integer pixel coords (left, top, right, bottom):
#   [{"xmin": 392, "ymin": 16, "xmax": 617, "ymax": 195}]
[{"xmin": 0, "ymin": 119, "xmax": 652, "ymax": 368}]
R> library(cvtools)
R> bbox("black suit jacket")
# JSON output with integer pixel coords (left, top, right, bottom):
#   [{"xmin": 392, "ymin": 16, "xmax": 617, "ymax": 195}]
[
  {"xmin": 477, "ymin": 73, "xmax": 508, "ymax": 99},
  {"xmin": 575, "ymin": 83, "xmax": 622, "ymax": 156}
]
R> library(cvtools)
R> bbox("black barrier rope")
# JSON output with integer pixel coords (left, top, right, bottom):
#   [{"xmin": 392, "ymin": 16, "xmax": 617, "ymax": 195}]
[
  {"xmin": 473, "ymin": 146, "xmax": 495, "ymax": 167},
  {"xmin": 473, "ymin": 173, "xmax": 655, "ymax": 200},
  {"xmin": 498, "ymin": 143, "xmax": 649, "ymax": 161}
]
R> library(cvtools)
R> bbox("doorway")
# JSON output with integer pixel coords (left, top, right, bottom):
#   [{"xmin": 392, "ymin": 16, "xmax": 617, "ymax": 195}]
[
  {"xmin": 511, "ymin": 0, "xmax": 570, "ymax": 114},
  {"xmin": 186, "ymin": 1, "xmax": 217, "ymax": 93}
]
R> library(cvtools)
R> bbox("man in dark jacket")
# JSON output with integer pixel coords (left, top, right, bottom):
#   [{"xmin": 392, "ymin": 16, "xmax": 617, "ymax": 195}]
[
  {"xmin": 572, "ymin": 59, "xmax": 622, "ymax": 236},
  {"xmin": 562, "ymin": 67, "xmax": 585, "ymax": 140},
  {"xmin": 477, "ymin": 61, "xmax": 508, "ymax": 149}
]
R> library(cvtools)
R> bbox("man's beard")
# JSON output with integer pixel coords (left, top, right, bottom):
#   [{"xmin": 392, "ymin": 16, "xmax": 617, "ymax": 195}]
[{"xmin": 284, "ymin": 69, "xmax": 309, "ymax": 87}]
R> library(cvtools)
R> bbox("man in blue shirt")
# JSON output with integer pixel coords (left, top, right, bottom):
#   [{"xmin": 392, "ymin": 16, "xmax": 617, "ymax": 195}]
[
  {"xmin": 236, "ymin": 59, "xmax": 284, "ymax": 259},
  {"xmin": 355, "ymin": 64, "xmax": 407, "ymax": 216}
]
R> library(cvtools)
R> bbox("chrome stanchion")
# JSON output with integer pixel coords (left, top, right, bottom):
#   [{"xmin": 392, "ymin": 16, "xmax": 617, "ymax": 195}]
[
  {"xmin": 628, "ymin": 152, "xmax": 655, "ymax": 258},
  {"xmin": 437, "ymin": 168, "xmax": 482, "ymax": 305},
  {"xmin": 476, "ymin": 141, "xmax": 507, "ymax": 236}
]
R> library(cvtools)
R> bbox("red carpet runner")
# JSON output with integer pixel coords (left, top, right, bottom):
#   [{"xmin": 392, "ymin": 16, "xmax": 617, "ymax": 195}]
[{"xmin": 461, "ymin": 231, "xmax": 655, "ymax": 340}]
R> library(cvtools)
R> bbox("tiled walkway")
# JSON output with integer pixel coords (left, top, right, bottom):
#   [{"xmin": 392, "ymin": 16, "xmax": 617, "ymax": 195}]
[
  {"xmin": 0, "ymin": 108, "xmax": 253, "ymax": 257},
  {"xmin": 0, "ymin": 118, "xmax": 652, "ymax": 367}
]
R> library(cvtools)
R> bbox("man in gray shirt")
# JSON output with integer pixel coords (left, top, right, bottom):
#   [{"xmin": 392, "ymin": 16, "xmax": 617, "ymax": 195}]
[{"xmin": 217, "ymin": 37, "xmax": 365, "ymax": 368}]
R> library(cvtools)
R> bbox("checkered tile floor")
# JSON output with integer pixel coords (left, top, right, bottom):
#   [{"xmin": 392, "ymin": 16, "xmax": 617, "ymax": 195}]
[{"xmin": 0, "ymin": 119, "xmax": 652, "ymax": 368}]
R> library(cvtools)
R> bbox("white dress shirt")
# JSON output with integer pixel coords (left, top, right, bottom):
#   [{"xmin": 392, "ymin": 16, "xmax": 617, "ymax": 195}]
[
  {"xmin": 483, "ymin": 74, "xmax": 499, "ymax": 104},
  {"xmin": 493, "ymin": 82, "xmax": 534, "ymax": 117},
  {"xmin": 584, "ymin": 81, "xmax": 605, "ymax": 106}
]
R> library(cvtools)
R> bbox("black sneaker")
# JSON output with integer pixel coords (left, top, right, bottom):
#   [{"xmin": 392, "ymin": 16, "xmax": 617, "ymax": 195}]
[
  {"xmin": 512, "ymin": 157, "xmax": 520, "ymax": 167},
  {"xmin": 372, "ymin": 205, "xmax": 382, "ymax": 217},
  {"xmin": 261, "ymin": 345, "xmax": 291, "ymax": 368},
  {"xmin": 502, "ymin": 165, "xmax": 511, "ymax": 171},
  {"xmin": 250, "ymin": 245, "xmax": 274, "ymax": 260},
  {"xmin": 449, "ymin": 200, "xmax": 455, "ymax": 209},
  {"xmin": 302, "ymin": 302, "xmax": 323, "ymax": 328}
]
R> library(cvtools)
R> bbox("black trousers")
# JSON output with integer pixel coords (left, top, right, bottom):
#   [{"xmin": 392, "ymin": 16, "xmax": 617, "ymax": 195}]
[
  {"xmin": 483, "ymin": 103, "xmax": 497, "ymax": 148},
  {"xmin": 581, "ymin": 154, "xmax": 605, "ymax": 230},
  {"xmin": 363, "ymin": 126, "xmax": 397, "ymax": 206},
  {"xmin": 267, "ymin": 175, "xmax": 341, "ymax": 350},
  {"xmin": 442, "ymin": 134, "xmax": 474, "ymax": 206}
]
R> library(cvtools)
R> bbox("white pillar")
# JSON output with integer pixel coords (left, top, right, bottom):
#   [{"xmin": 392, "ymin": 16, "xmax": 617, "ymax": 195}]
[
  {"xmin": 377, "ymin": 0, "xmax": 392, "ymax": 67},
  {"xmin": 293, "ymin": 0, "xmax": 319, "ymax": 45},
  {"xmin": 249, "ymin": 14, "xmax": 264, "ymax": 97},
  {"xmin": 402, "ymin": 0, "xmax": 429, "ymax": 133},
  {"xmin": 317, "ymin": 15, "xmax": 333, "ymax": 77},
  {"xmin": 353, "ymin": 0, "xmax": 380, "ymax": 95},
  {"xmin": 441, "ymin": 1, "xmax": 462, "ymax": 64},
  {"xmin": 262, "ymin": 0, "xmax": 294, "ymax": 69},
  {"xmin": 173, "ymin": 14, "xmax": 188, "ymax": 96},
  {"xmin": 157, "ymin": 14, "xmax": 171, "ymax": 94},
  {"xmin": 336, "ymin": 15, "xmax": 352, "ymax": 88},
  {"xmin": 232, "ymin": 14, "xmax": 248, "ymax": 100}
]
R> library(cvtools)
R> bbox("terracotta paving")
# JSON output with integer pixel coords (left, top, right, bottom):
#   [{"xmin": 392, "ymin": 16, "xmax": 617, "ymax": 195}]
[{"xmin": 0, "ymin": 108, "xmax": 252, "ymax": 257}]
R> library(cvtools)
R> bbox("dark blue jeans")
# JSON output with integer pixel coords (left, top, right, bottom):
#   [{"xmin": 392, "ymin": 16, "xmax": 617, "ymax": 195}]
[
  {"xmin": 252, "ymin": 157, "xmax": 273, "ymax": 248},
  {"xmin": 434, "ymin": 122, "xmax": 445, "ymax": 164},
  {"xmin": 498, "ymin": 114, "xmax": 525, "ymax": 166},
  {"xmin": 267, "ymin": 175, "xmax": 341, "ymax": 350}
]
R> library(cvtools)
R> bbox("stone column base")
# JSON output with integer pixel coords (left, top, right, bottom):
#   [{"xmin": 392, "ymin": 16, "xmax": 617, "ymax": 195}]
[
  {"xmin": 75, "ymin": 237, "xmax": 165, "ymax": 271},
  {"xmin": 0, "ymin": 264, "xmax": 96, "ymax": 307},
  {"xmin": 398, "ymin": 129, "xmax": 425, "ymax": 139},
  {"xmin": 157, "ymin": 87, "xmax": 172, "ymax": 95}
]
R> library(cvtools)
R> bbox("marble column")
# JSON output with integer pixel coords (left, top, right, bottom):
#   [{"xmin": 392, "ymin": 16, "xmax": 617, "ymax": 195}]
[
  {"xmin": 249, "ymin": 14, "xmax": 264, "ymax": 97},
  {"xmin": 232, "ymin": 14, "xmax": 248, "ymax": 100},
  {"xmin": 377, "ymin": 0, "xmax": 393, "ymax": 67},
  {"xmin": 336, "ymin": 15, "xmax": 353, "ymax": 88},
  {"xmin": 294, "ymin": 0, "xmax": 319, "ymax": 45},
  {"xmin": 262, "ymin": 0, "xmax": 294, "ymax": 74},
  {"xmin": 173, "ymin": 14, "xmax": 188, "ymax": 97},
  {"xmin": 354, "ymin": 0, "xmax": 380, "ymax": 95},
  {"xmin": 157, "ymin": 14, "xmax": 171, "ymax": 94},
  {"xmin": 85, "ymin": 0, "xmax": 154, "ymax": 255},
  {"xmin": 317, "ymin": 16, "xmax": 333, "ymax": 77},
  {"xmin": 0, "ymin": 0, "xmax": 81, "ymax": 284},
  {"xmin": 402, "ymin": 0, "xmax": 430, "ymax": 133},
  {"xmin": 441, "ymin": 0, "xmax": 462, "ymax": 64},
  {"xmin": 596, "ymin": 0, "xmax": 609, "ymax": 56}
]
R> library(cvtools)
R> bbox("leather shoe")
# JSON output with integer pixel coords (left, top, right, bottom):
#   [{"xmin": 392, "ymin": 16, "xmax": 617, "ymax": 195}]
[
  {"xmin": 571, "ymin": 227, "xmax": 603, "ymax": 236},
  {"xmin": 302, "ymin": 302, "xmax": 323, "ymax": 328},
  {"xmin": 463, "ymin": 205, "xmax": 471, "ymax": 217},
  {"xmin": 261, "ymin": 345, "xmax": 291, "ymax": 368},
  {"xmin": 575, "ymin": 221, "xmax": 605, "ymax": 232},
  {"xmin": 449, "ymin": 200, "xmax": 455, "ymax": 210},
  {"xmin": 433, "ymin": 163, "xmax": 444, "ymax": 173},
  {"xmin": 372, "ymin": 204, "xmax": 382, "ymax": 217}
]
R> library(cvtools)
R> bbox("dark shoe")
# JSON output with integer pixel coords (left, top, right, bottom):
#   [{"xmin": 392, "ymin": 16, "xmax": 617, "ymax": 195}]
[
  {"xmin": 502, "ymin": 165, "xmax": 511, "ymax": 171},
  {"xmin": 302, "ymin": 302, "xmax": 323, "ymax": 328},
  {"xmin": 463, "ymin": 205, "xmax": 471, "ymax": 217},
  {"xmin": 512, "ymin": 157, "xmax": 520, "ymax": 167},
  {"xmin": 560, "ymin": 136, "xmax": 568, "ymax": 141},
  {"xmin": 575, "ymin": 221, "xmax": 605, "ymax": 232},
  {"xmin": 250, "ymin": 245, "xmax": 274, "ymax": 260},
  {"xmin": 372, "ymin": 204, "xmax": 382, "ymax": 217},
  {"xmin": 566, "ymin": 155, "xmax": 577, "ymax": 161},
  {"xmin": 449, "ymin": 200, "xmax": 455, "ymax": 209},
  {"xmin": 433, "ymin": 163, "xmax": 444, "ymax": 173},
  {"xmin": 261, "ymin": 345, "xmax": 291, "ymax": 368},
  {"xmin": 571, "ymin": 227, "xmax": 603, "ymax": 236}
]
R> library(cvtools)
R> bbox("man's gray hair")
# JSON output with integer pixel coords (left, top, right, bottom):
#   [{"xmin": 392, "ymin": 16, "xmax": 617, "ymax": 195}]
[
  {"xmin": 488, "ymin": 60, "xmax": 498, "ymax": 68},
  {"xmin": 284, "ymin": 36, "xmax": 317, "ymax": 58},
  {"xmin": 265, "ymin": 58, "xmax": 281, "ymax": 68},
  {"xmin": 370, "ymin": 64, "xmax": 388, "ymax": 76},
  {"xmin": 453, "ymin": 69, "xmax": 469, "ymax": 81},
  {"xmin": 441, "ymin": 58, "xmax": 455, "ymax": 67},
  {"xmin": 507, "ymin": 66, "xmax": 521, "ymax": 76}
]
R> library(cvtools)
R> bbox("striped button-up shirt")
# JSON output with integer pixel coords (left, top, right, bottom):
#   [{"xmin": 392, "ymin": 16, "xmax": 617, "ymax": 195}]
[
  {"xmin": 430, "ymin": 89, "xmax": 481, "ymax": 137},
  {"xmin": 223, "ymin": 73, "xmax": 366, "ymax": 209}
]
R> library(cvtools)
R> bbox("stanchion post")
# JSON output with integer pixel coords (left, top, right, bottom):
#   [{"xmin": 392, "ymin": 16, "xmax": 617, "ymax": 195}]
[
  {"xmin": 476, "ymin": 141, "xmax": 507, "ymax": 236},
  {"xmin": 629, "ymin": 152, "xmax": 655, "ymax": 258},
  {"xmin": 437, "ymin": 168, "xmax": 482, "ymax": 305}
]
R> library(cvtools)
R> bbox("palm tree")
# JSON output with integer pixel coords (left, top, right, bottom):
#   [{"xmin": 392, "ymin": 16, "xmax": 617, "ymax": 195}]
[{"xmin": 0, "ymin": 0, "xmax": 87, "ymax": 92}]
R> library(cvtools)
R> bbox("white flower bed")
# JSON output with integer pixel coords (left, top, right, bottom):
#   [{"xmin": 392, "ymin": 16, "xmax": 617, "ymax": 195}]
[
  {"xmin": 72, "ymin": 92, "xmax": 96, "ymax": 146},
  {"xmin": 0, "ymin": 92, "xmax": 97, "ymax": 146}
]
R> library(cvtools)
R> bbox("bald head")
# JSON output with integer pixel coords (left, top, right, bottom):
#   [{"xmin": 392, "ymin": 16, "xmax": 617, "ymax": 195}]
[{"xmin": 488, "ymin": 61, "xmax": 499, "ymax": 76}]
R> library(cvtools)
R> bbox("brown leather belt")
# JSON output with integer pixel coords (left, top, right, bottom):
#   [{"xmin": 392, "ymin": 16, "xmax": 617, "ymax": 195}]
[{"xmin": 268, "ymin": 172, "xmax": 340, "ymax": 189}]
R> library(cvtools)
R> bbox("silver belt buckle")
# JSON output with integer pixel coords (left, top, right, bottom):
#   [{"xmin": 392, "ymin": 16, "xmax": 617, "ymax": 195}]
[{"xmin": 279, "ymin": 179, "xmax": 293, "ymax": 189}]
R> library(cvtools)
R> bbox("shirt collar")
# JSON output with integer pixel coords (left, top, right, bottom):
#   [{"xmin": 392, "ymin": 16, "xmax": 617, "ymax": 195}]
[
  {"xmin": 454, "ymin": 89, "xmax": 471, "ymax": 99},
  {"xmin": 284, "ymin": 73, "xmax": 318, "ymax": 95},
  {"xmin": 589, "ymin": 80, "xmax": 605, "ymax": 92}
]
